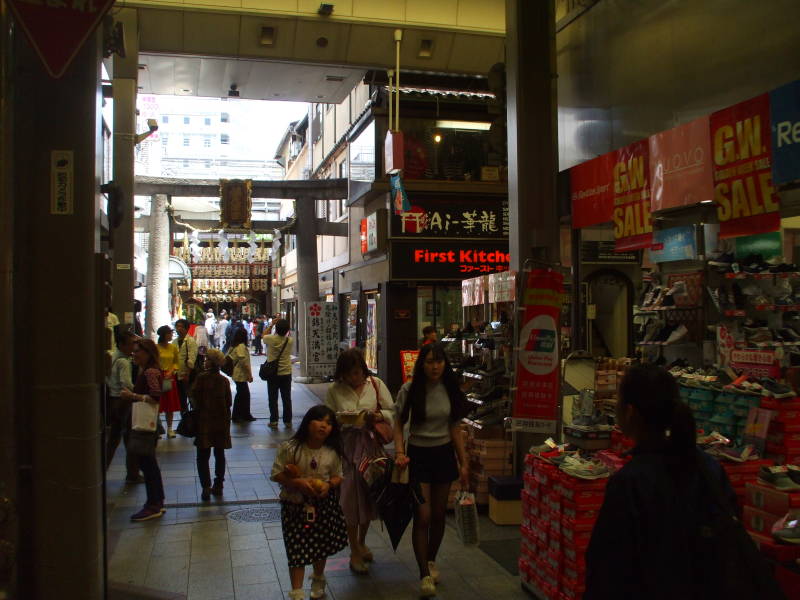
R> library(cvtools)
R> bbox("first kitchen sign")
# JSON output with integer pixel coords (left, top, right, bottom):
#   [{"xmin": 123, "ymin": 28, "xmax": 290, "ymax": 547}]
[{"xmin": 9, "ymin": 0, "xmax": 116, "ymax": 78}]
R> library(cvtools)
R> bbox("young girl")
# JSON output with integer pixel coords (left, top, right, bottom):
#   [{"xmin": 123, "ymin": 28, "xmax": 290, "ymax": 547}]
[{"xmin": 271, "ymin": 406, "xmax": 348, "ymax": 600}]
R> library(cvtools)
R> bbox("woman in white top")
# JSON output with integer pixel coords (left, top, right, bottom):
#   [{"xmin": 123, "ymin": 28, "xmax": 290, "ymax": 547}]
[
  {"xmin": 228, "ymin": 327, "xmax": 254, "ymax": 422},
  {"xmin": 324, "ymin": 348, "xmax": 394, "ymax": 574}
]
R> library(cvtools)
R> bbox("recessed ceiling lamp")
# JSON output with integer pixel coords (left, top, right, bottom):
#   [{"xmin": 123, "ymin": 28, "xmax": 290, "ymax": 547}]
[
  {"xmin": 318, "ymin": 3, "xmax": 334, "ymax": 16},
  {"xmin": 435, "ymin": 120, "xmax": 491, "ymax": 131},
  {"xmin": 260, "ymin": 26, "xmax": 276, "ymax": 47},
  {"xmin": 418, "ymin": 39, "xmax": 434, "ymax": 59}
]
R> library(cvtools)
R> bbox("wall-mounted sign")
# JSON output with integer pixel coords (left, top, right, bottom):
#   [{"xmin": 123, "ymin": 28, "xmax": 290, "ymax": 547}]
[
  {"xmin": 648, "ymin": 226, "xmax": 697, "ymax": 263},
  {"xmin": 711, "ymin": 94, "xmax": 780, "ymax": 239},
  {"xmin": 219, "ymin": 179, "xmax": 252, "ymax": 229},
  {"xmin": 580, "ymin": 241, "xmax": 638, "ymax": 263},
  {"xmin": 612, "ymin": 140, "xmax": 653, "ymax": 251},
  {"xmin": 360, "ymin": 218, "xmax": 368, "ymax": 254},
  {"xmin": 391, "ymin": 241, "xmax": 510, "ymax": 280},
  {"xmin": 391, "ymin": 197, "xmax": 508, "ymax": 239},
  {"xmin": 393, "ymin": 308, "xmax": 411, "ymax": 320},
  {"xmin": 771, "ymin": 79, "xmax": 800, "ymax": 186},
  {"xmin": 366, "ymin": 211, "xmax": 379, "ymax": 251},
  {"xmin": 570, "ymin": 153, "xmax": 614, "ymax": 229},
  {"xmin": 50, "ymin": 150, "xmax": 73, "ymax": 215},
  {"xmin": 400, "ymin": 350, "xmax": 419, "ymax": 383},
  {"xmin": 304, "ymin": 302, "xmax": 339, "ymax": 378}
]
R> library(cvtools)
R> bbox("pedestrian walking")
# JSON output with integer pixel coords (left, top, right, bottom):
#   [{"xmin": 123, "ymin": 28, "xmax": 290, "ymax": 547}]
[
  {"xmin": 393, "ymin": 342, "xmax": 470, "ymax": 598},
  {"xmin": 105, "ymin": 330, "xmax": 141, "ymax": 482},
  {"xmin": 324, "ymin": 348, "xmax": 394, "ymax": 573},
  {"xmin": 120, "ymin": 338, "xmax": 166, "ymax": 521},
  {"xmin": 252, "ymin": 316, "xmax": 264, "ymax": 355},
  {"xmin": 263, "ymin": 318, "xmax": 293, "ymax": 428},
  {"xmin": 584, "ymin": 364, "xmax": 783, "ymax": 600},
  {"xmin": 205, "ymin": 311, "xmax": 217, "ymax": 348},
  {"xmin": 228, "ymin": 327, "xmax": 255, "ymax": 422},
  {"xmin": 217, "ymin": 313, "xmax": 230, "ymax": 352},
  {"xmin": 192, "ymin": 349, "xmax": 232, "ymax": 501},
  {"xmin": 175, "ymin": 318, "xmax": 198, "ymax": 414},
  {"xmin": 156, "ymin": 325, "xmax": 181, "ymax": 438},
  {"xmin": 419, "ymin": 325, "xmax": 438, "ymax": 348},
  {"xmin": 271, "ymin": 405, "xmax": 347, "ymax": 600}
]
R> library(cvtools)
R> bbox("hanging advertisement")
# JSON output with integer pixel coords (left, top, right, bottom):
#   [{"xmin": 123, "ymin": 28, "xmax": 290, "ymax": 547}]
[
  {"xmin": 347, "ymin": 299, "xmax": 358, "ymax": 348},
  {"xmin": 612, "ymin": 141, "xmax": 653, "ymax": 251},
  {"xmin": 304, "ymin": 302, "xmax": 339, "ymax": 377},
  {"xmin": 365, "ymin": 298, "xmax": 378, "ymax": 371},
  {"xmin": 570, "ymin": 153, "xmax": 614, "ymax": 229},
  {"xmin": 649, "ymin": 116, "xmax": 714, "ymax": 211},
  {"xmin": 711, "ymin": 94, "xmax": 780, "ymax": 239},
  {"xmin": 649, "ymin": 226, "xmax": 697, "ymax": 263},
  {"xmin": 512, "ymin": 269, "xmax": 565, "ymax": 432},
  {"xmin": 770, "ymin": 79, "xmax": 800, "ymax": 186},
  {"xmin": 400, "ymin": 350, "xmax": 419, "ymax": 383}
]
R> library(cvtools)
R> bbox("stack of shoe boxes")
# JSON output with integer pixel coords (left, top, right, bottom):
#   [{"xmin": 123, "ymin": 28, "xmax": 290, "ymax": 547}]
[
  {"xmin": 743, "ymin": 481, "xmax": 800, "ymax": 554},
  {"xmin": 762, "ymin": 395, "xmax": 800, "ymax": 465},
  {"xmin": 679, "ymin": 384, "xmax": 761, "ymax": 442},
  {"xmin": 467, "ymin": 436, "xmax": 513, "ymax": 506},
  {"xmin": 519, "ymin": 454, "xmax": 608, "ymax": 600},
  {"xmin": 720, "ymin": 458, "xmax": 772, "ymax": 508}
]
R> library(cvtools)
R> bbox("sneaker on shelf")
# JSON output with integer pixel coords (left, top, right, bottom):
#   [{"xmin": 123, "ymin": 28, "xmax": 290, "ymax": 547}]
[
  {"xmin": 663, "ymin": 324, "xmax": 689, "ymax": 345},
  {"xmin": 772, "ymin": 513, "xmax": 800, "ymax": 545},
  {"xmin": 786, "ymin": 465, "xmax": 800, "ymax": 485},
  {"xmin": 740, "ymin": 283, "xmax": 762, "ymax": 296},
  {"xmin": 761, "ymin": 379, "xmax": 795, "ymax": 399},
  {"xmin": 743, "ymin": 261, "xmax": 769, "ymax": 274},
  {"xmin": 717, "ymin": 445, "xmax": 756, "ymax": 463},
  {"xmin": 758, "ymin": 466, "xmax": 800, "ymax": 491},
  {"xmin": 750, "ymin": 295, "xmax": 773, "ymax": 308},
  {"xmin": 775, "ymin": 297, "xmax": 794, "ymax": 307},
  {"xmin": 667, "ymin": 281, "xmax": 687, "ymax": 296},
  {"xmin": 746, "ymin": 328, "xmax": 774, "ymax": 345},
  {"xmin": 560, "ymin": 456, "xmax": 610, "ymax": 480}
]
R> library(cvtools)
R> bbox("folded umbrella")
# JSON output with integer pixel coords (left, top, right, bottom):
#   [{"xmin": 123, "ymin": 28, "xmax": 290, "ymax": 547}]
[{"xmin": 370, "ymin": 462, "xmax": 424, "ymax": 551}]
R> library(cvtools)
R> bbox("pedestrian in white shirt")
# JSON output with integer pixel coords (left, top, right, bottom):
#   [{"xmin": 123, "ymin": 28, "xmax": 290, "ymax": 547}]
[{"xmin": 205, "ymin": 311, "xmax": 217, "ymax": 348}]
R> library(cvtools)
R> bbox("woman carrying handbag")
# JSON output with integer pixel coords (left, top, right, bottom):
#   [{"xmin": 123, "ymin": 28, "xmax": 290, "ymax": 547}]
[{"xmin": 324, "ymin": 348, "xmax": 395, "ymax": 574}]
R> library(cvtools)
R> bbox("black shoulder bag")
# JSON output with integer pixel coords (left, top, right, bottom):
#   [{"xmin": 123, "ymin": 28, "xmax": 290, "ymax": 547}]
[{"xmin": 259, "ymin": 337, "xmax": 289, "ymax": 381}]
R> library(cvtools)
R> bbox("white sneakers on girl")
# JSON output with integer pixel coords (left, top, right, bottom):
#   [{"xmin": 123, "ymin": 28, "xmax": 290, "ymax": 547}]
[
  {"xmin": 288, "ymin": 590, "xmax": 304, "ymax": 600},
  {"xmin": 427, "ymin": 561, "xmax": 440, "ymax": 583},
  {"xmin": 310, "ymin": 575, "xmax": 326, "ymax": 599},
  {"xmin": 420, "ymin": 575, "xmax": 436, "ymax": 597}
]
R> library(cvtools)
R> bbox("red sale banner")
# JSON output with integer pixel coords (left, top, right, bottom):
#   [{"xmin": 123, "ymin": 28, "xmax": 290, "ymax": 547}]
[
  {"xmin": 711, "ymin": 94, "xmax": 780, "ymax": 239},
  {"xmin": 513, "ymin": 269, "xmax": 564, "ymax": 423},
  {"xmin": 613, "ymin": 141, "xmax": 653, "ymax": 251},
  {"xmin": 570, "ymin": 153, "xmax": 614, "ymax": 229},
  {"xmin": 650, "ymin": 116, "xmax": 714, "ymax": 211}
]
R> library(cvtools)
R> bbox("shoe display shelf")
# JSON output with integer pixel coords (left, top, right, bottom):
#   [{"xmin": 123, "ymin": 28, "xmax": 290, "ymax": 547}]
[{"xmin": 464, "ymin": 434, "xmax": 514, "ymax": 507}]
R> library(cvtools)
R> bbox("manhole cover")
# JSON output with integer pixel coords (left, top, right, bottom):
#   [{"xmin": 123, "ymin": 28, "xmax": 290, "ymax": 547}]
[{"xmin": 227, "ymin": 507, "xmax": 282, "ymax": 523}]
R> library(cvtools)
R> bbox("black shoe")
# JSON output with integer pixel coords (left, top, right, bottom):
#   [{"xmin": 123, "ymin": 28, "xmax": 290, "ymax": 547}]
[
  {"xmin": 211, "ymin": 479, "xmax": 224, "ymax": 496},
  {"xmin": 201, "ymin": 487, "xmax": 211, "ymax": 501},
  {"xmin": 244, "ymin": 415, "xmax": 257, "ymax": 422}
]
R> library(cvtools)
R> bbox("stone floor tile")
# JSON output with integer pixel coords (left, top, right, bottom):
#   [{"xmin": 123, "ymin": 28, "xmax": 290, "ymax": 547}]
[
  {"xmin": 144, "ymin": 554, "xmax": 190, "ymax": 593},
  {"xmin": 233, "ymin": 562, "xmax": 279, "ymax": 586},
  {"xmin": 234, "ymin": 582, "xmax": 285, "ymax": 600},
  {"xmin": 151, "ymin": 538, "xmax": 191, "ymax": 558},
  {"xmin": 229, "ymin": 533, "xmax": 268, "ymax": 551},
  {"xmin": 231, "ymin": 548, "xmax": 273, "ymax": 568}
]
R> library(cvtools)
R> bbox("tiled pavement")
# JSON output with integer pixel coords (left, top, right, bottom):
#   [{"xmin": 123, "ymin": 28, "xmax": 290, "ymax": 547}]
[{"xmin": 107, "ymin": 357, "xmax": 526, "ymax": 600}]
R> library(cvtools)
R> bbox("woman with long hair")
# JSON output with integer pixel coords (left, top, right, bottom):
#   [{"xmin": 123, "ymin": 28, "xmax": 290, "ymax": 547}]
[
  {"xmin": 228, "ymin": 327, "xmax": 255, "ymax": 422},
  {"xmin": 262, "ymin": 318, "xmax": 293, "ymax": 428},
  {"xmin": 324, "ymin": 348, "xmax": 395, "ymax": 573},
  {"xmin": 393, "ymin": 343, "xmax": 470, "ymax": 597},
  {"xmin": 585, "ymin": 364, "xmax": 782, "ymax": 599},
  {"xmin": 156, "ymin": 325, "xmax": 181, "ymax": 437},
  {"xmin": 120, "ymin": 338, "xmax": 166, "ymax": 521},
  {"xmin": 192, "ymin": 349, "xmax": 232, "ymax": 501}
]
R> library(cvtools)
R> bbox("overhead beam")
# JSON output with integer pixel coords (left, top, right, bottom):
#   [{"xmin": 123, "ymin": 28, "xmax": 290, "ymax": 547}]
[
  {"xmin": 135, "ymin": 216, "xmax": 348, "ymax": 237},
  {"xmin": 134, "ymin": 176, "xmax": 348, "ymax": 199}
]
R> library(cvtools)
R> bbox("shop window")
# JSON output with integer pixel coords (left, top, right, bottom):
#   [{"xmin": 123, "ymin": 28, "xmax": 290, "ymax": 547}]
[
  {"xmin": 221, "ymin": 112, "xmax": 230, "ymax": 123},
  {"xmin": 162, "ymin": 115, "xmax": 169, "ymax": 124},
  {"xmin": 416, "ymin": 285, "xmax": 463, "ymax": 341},
  {"xmin": 221, "ymin": 134, "xmax": 230, "ymax": 144},
  {"xmin": 204, "ymin": 117, "xmax": 211, "ymax": 126},
  {"xmin": 203, "ymin": 137, "xmax": 211, "ymax": 148},
  {"xmin": 184, "ymin": 116, "xmax": 190, "ymax": 125},
  {"xmin": 183, "ymin": 136, "xmax": 190, "ymax": 146}
]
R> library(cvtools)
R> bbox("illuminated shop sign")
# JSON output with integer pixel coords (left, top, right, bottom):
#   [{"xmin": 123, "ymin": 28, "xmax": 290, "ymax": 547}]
[
  {"xmin": 391, "ymin": 197, "xmax": 508, "ymax": 239},
  {"xmin": 391, "ymin": 241, "xmax": 510, "ymax": 279}
]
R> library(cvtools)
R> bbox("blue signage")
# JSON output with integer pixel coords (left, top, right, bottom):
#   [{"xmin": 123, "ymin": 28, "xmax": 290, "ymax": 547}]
[
  {"xmin": 771, "ymin": 79, "xmax": 800, "ymax": 185},
  {"xmin": 649, "ymin": 226, "xmax": 697, "ymax": 263}
]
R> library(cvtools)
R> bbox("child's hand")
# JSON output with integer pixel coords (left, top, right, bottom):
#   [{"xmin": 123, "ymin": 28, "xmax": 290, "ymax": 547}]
[
  {"xmin": 317, "ymin": 481, "xmax": 331, "ymax": 498},
  {"xmin": 291, "ymin": 478, "xmax": 316, "ymax": 497}
]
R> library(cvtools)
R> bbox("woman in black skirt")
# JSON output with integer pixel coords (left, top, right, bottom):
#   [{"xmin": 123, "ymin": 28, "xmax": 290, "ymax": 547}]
[
  {"xmin": 271, "ymin": 405, "xmax": 348, "ymax": 600},
  {"xmin": 393, "ymin": 343, "xmax": 470, "ymax": 598}
]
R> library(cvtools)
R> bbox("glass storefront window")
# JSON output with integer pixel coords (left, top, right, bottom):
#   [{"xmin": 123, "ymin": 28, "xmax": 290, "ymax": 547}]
[
  {"xmin": 349, "ymin": 121, "xmax": 375, "ymax": 182},
  {"xmin": 416, "ymin": 285, "xmax": 463, "ymax": 343}
]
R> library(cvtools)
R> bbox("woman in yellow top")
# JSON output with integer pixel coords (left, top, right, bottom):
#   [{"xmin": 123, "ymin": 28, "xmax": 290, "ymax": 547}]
[
  {"xmin": 156, "ymin": 325, "xmax": 181, "ymax": 438},
  {"xmin": 262, "ymin": 318, "xmax": 293, "ymax": 429}
]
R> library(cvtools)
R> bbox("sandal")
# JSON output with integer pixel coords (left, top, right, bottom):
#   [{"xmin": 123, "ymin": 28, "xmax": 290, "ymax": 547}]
[
  {"xmin": 349, "ymin": 558, "xmax": 369, "ymax": 574},
  {"xmin": 361, "ymin": 546, "xmax": 374, "ymax": 562}
]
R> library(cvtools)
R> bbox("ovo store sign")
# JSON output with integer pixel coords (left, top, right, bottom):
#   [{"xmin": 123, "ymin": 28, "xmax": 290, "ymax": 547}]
[
  {"xmin": 611, "ymin": 141, "xmax": 652, "ymax": 251},
  {"xmin": 711, "ymin": 94, "xmax": 780, "ymax": 238}
]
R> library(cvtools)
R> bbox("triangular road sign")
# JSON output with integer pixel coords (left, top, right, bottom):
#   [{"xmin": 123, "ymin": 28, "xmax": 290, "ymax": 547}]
[{"xmin": 8, "ymin": 0, "xmax": 116, "ymax": 78}]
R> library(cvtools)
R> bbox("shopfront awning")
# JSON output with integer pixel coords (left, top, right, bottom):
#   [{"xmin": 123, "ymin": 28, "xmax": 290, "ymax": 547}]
[{"xmin": 168, "ymin": 256, "xmax": 191, "ymax": 281}]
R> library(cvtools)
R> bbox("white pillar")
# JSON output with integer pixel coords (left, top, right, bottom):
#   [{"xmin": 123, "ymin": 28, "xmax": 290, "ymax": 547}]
[
  {"xmin": 295, "ymin": 196, "xmax": 319, "ymax": 380},
  {"xmin": 145, "ymin": 193, "xmax": 171, "ymax": 338}
]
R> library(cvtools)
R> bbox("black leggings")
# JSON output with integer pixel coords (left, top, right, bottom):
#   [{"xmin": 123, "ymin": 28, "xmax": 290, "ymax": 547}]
[
  {"xmin": 412, "ymin": 482, "xmax": 452, "ymax": 578},
  {"xmin": 196, "ymin": 446, "xmax": 226, "ymax": 488}
]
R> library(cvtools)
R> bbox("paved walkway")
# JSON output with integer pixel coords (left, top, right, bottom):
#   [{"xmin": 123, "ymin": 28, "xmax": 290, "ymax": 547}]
[{"xmin": 107, "ymin": 357, "xmax": 525, "ymax": 600}]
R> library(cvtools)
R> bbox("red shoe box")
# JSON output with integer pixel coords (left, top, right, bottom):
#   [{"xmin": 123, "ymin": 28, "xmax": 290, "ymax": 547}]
[
  {"xmin": 534, "ymin": 461, "xmax": 559, "ymax": 486},
  {"xmin": 745, "ymin": 482, "xmax": 800, "ymax": 515},
  {"xmin": 549, "ymin": 530, "xmax": 562, "ymax": 554},
  {"xmin": 561, "ymin": 536, "xmax": 591, "ymax": 564},
  {"xmin": 775, "ymin": 564, "xmax": 800, "ymax": 599},
  {"xmin": 559, "ymin": 579, "xmax": 586, "ymax": 600},
  {"xmin": 743, "ymin": 505, "xmax": 785, "ymax": 536},
  {"xmin": 768, "ymin": 429, "xmax": 800, "ymax": 448},
  {"xmin": 524, "ymin": 474, "xmax": 540, "ymax": 496},
  {"xmin": 562, "ymin": 557, "xmax": 586, "ymax": 584},
  {"xmin": 522, "ymin": 488, "xmax": 538, "ymax": 507},
  {"xmin": 561, "ymin": 499, "xmax": 601, "ymax": 522},
  {"xmin": 773, "ymin": 409, "xmax": 800, "ymax": 431},
  {"xmin": 542, "ymin": 491, "xmax": 562, "ymax": 516},
  {"xmin": 748, "ymin": 530, "xmax": 800, "ymax": 563},
  {"xmin": 768, "ymin": 452, "xmax": 800, "ymax": 466},
  {"xmin": 761, "ymin": 398, "xmax": 800, "ymax": 413}
]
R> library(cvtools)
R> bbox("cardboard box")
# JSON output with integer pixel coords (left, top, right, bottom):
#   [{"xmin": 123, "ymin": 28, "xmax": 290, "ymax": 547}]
[
  {"xmin": 742, "ymin": 505, "xmax": 784, "ymax": 536},
  {"xmin": 745, "ymin": 482, "xmax": 800, "ymax": 515},
  {"xmin": 489, "ymin": 496, "xmax": 522, "ymax": 525}
]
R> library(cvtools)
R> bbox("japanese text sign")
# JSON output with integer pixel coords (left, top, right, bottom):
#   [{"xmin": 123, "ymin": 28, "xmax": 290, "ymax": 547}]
[
  {"xmin": 711, "ymin": 94, "xmax": 780, "ymax": 239},
  {"xmin": 304, "ymin": 302, "xmax": 339, "ymax": 377},
  {"xmin": 649, "ymin": 116, "xmax": 714, "ymax": 211},
  {"xmin": 391, "ymin": 241, "xmax": 510, "ymax": 280},
  {"xmin": 392, "ymin": 198, "xmax": 508, "ymax": 239},
  {"xmin": 613, "ymin": 141, "xmax": 653, "ymax": 251},
  {"xmin": 400, "ymin": 350, "xmax": 419, "ymax": 383}
]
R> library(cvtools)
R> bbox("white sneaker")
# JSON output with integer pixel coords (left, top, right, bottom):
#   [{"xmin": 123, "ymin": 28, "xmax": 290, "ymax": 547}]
[
  {"xmin": 309, "ymin": 575, "xmax": 326, "ymax": 599},
  {"xmin": 167, "ymin": 429, "xmax": 176, "ymax": 438},
  {"xmin": 428, "ymin": 561, "xmax": 440, "ymax": 583},
  {"xmin": 420, "ymin": 575, "xmax": 436, "ymax": 597},
  {"xmin": 663, "ymin": 324, "xmax": 689, "ymax": 345}
]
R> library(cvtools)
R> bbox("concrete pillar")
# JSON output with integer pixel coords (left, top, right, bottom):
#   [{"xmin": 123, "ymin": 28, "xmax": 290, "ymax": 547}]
[
  {"xmin": 11, "ymin": 26, "xmax": 105, "ymax": 599},
  {"xmin": 145, "ymin": 193, "xmax": 171, "ymax": 338},
  {"xmin": 507, "ymin": 0, "xmax": 560, "ymax": 268},
  {"xmin": 111, "ymin": 8, "xmax": 138, "ymax": 329},
  {"xmin": 294, "ymin": 196, "xmax": 319, "ymax": 380}
]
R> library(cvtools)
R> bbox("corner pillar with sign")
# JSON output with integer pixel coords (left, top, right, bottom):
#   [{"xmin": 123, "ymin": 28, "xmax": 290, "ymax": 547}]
[{"xmin": 295, "ymin": 194, "xmax": 320, "ymax": 381}]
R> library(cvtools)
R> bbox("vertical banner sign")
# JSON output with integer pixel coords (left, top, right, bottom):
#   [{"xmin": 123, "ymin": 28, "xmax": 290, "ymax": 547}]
[
  {"xmin": 570, "ymin": 153, "xmax": 614, "ymax": 229},
  {"xmin": 711, "ymin": 94, "xmax": 780, "ymax": 238},
  {"xmin": 770, "ymin": 79, "xmax": 800, "ymax": 186},
  {"xmin": 50, "ymin": 150, "xmax": 74, "ymax": 215},
  {"xmin": 649, "ymin": 116, "xmax": 714, "ymax": 211},
  {"xmin": 304, "ymin": 302, "xmax": 339, "ymax": 377},
  {"xmin": 400, "ymin": 350, "xmax": 419, "ymax": 383},
  {"xmin": 513, "ymin": 269, "xmax": 565, "ymax": 432},
  {"xmin": 613, "ymin": 141, "xmax": 653, "ymax": 251}
]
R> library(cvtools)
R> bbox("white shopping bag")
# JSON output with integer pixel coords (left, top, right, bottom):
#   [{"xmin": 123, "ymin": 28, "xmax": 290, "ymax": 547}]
[
  {"xmin": 131, "ymin": 400, "xmax": 158, "ymax": 432},
  {"xmin": 454, "ymin": 490, "xmax": 480, "ymax": 545}
]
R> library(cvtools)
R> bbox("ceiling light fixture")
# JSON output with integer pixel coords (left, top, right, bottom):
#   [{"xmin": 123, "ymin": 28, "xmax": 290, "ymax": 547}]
[
  {"xmin": 318, "ymin": 3, "xmax": 334, "ymax": 16},
  {"xmin": 435, "ymin": 120, "xmax": 491, "ymax": 131},
  {"xmin": 700, "ymin": 199, "xmax": 714, "ymax": 204},
  {"xmin": 228, "ymin": 83, "xmax": 240, "ymax": 98},
  {"xmin": 418, "ymin": 39, "xmax": 434, "ymax": 59},
  {"xmin": 259, "ymin": 26, "xmax": 276, "ymax": 47}
]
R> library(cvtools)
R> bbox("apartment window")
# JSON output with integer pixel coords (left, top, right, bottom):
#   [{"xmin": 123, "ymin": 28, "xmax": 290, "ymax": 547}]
[
  {"xmin": 183, "ymin": 160, "xmax": 189, "ymax": 168},
  {"xmin": 204, "ymin": 117, "xmax": 211, "ymax": 126},
  {"xmin": 203, "ymin": 137, "xmax": 211, "ymax": 148},
  {"xmin": 339, "ymin": 199, "xmax": 347, "ymax": 217},
  {"xmin": 338, "ymin": 161, "xmax": 347, "ymax": 179},
  {"xmin": 184, "ymin": 116, "xmax": 190, "ymax": 125},
  {"xmin": 221, "ymin": 112, "xmax": 230, "ymax": 123},
  {"xmin": 162, "ymin": 115, "xmax": 169, "ymax": 123},
  {"xmin": 316, "ymin": 200, "xmax": 327, "ymax": 219},
  {"xmin": 161, "ymin": 134, "xmax": 168, "ymax": 146},
  {"xmin": 183, "ymin": 136, "xmax": 190, "ymax": 146},
  {"xmin": 220, "ymin": 134, "xmax": 230, "ymax": 144},
  {"xmin": 328, "ymin": 200, "xmax": 339, "ymax": 221},
  {"xmin": 205, "ymin": 160, "xmax": 212, "ymax": 168}
]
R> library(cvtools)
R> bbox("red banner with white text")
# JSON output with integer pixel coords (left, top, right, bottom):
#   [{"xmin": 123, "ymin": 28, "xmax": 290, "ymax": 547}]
[
  {"xmin": 613, "ymin": 141, "xmax": 653, "ymax": 251},
  {"xmin": 711, "ymin": 94, "xmax": 780, "ymax": 239},
  {"xmin": 570, "ymin": 153, "xmax": 614, "ymax": 229},
  {"xmin": 513, "ymin": 269, "xmax": 564, "ymax": 424}
]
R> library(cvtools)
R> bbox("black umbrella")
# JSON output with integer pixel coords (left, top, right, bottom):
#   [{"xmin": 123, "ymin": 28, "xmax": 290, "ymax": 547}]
[{"xmin": 370, "ymin": 466, "xmax": 424, "ymax": 551}]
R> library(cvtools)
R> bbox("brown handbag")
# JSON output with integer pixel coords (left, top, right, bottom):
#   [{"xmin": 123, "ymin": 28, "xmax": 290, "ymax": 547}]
[{"xmin": 370, "ymin": 377, "xmax": 394, "ymax": 445}]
